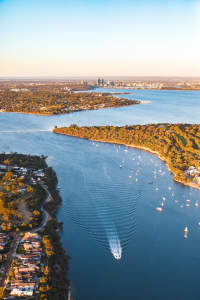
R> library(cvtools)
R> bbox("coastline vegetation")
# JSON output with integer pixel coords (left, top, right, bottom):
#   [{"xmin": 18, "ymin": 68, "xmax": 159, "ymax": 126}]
[
  {"xmin": 0, "ymin": 89, "xmax": 140, "ymax": 115},
  {"xmin": 53, "ymin": 123, "xmax": 200, "ymax": 189}
]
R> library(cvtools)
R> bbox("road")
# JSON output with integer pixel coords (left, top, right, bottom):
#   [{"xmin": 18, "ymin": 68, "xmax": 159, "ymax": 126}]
[{"xmin": 32, "ymin": 184, "xmax": 52, "ymax": 233}]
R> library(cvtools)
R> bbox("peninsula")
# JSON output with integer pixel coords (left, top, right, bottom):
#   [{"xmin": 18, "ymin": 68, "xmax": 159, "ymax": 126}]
[
  {"xmin": 0, "ymin": 84, "xmax": 140, "ymax": 115},
  {"xmin": 53, "ymin": 124, "xmax": 200, "ymax": 190},
  {"xmin": 0, "ymin": 153, "xmax": 69, "ymax": 299}
]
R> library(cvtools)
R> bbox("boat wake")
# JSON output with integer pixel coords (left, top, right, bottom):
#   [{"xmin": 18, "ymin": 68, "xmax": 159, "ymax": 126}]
[
  {"xmin": 65, "ymin": 157, "xmax": 138, "ymax": 261},
  {"xmin": 107, "ymin": 224, "xmax": 122, "ymax": 260}
]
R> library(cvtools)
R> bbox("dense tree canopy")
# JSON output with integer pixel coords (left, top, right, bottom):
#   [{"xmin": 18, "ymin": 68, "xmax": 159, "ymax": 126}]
[{"xmin": 54, "ymin": 123, "xmax": 200, "ymax": 187}]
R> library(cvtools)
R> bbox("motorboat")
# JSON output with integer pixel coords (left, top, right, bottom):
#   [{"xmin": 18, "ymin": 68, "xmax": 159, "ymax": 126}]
[{"xmin": 113, "ymin": 253, "xmax": 121, "ymax": 260}]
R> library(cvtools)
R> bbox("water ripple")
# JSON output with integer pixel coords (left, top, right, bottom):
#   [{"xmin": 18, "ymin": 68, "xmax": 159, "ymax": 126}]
[{"xmin": 65, "ymin": 154, "xmax": 138, "ymax": 260}]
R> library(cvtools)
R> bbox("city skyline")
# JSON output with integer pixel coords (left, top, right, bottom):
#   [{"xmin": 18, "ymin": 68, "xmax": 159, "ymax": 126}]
[{"xmin": 1, "ymin": 0, "xmax": 200, "ymax": 77}]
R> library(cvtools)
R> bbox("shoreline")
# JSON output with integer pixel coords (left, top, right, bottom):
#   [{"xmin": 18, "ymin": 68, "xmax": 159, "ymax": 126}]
[
  {"xmin": 100, "ymin": 87, "xmax": 200, "ymax": 91},
  {"xmin": 53, "ymin": 131, "xmax": 200, "ymax": 191},
  {"xmin": 0, "ymin": 111, "xmax": 53, "ymax": 116},
  {"xmin": 0, "ymin": 100, "xmax": 141, "ymax": 116}
]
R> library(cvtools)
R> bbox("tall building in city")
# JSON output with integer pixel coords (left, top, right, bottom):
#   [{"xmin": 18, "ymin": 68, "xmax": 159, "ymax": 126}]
[
  {"xmin": 80, "ymin": 80, "xmax": 88, "ymax": 86},
  {"xmin": 97, "ymin": 78, "xmax": 105, "ymax": 87}
]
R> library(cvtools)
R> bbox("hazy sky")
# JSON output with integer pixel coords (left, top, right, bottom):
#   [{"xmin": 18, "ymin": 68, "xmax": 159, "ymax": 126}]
[{"xmin": 0, "ymin": 0, "xmax": 200, "ymax": 77}]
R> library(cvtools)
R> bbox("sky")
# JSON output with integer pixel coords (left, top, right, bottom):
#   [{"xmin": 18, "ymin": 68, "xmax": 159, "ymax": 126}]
[{"xmin": 0, "ymin": 0, "xmax": 200, "ymax": 77}]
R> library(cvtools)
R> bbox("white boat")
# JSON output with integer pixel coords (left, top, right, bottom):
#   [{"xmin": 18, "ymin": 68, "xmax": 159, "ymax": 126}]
[
  {"xmin": 109, "ymin": 233, "xmax": 122, "ymax": 261},
  {"xmin": 113, "ymin": 251, "xmax": 121, "ymax": 260},
  {"xmin": 184, "ymin": 226, "xmax": 188, "ymax": 233}
]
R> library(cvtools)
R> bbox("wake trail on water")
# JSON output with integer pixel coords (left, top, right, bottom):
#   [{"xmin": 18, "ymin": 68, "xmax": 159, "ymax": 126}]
[
  {"xmin": 64, "ymin": 154, "xmax": 138, "ymax": 260},
  {"xmin": 101, "ymin": 214, "xmax": 122, "ymax": 260}
]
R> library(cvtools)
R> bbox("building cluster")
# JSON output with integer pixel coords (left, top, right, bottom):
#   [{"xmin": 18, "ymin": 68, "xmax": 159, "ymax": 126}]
[
  {"xmin": 186, "ymin": 166, "xmax": 200, "ymax": 184},
  {"xmin": 0, "ymin": 233, "xmax": 9, "ymax": 252},
  {"xmin": 80, "ymin": 80, "xmax": 88, "ymax": 86},
  {"xmin": 10, "ymin": 89, "xmax": 30, "ymax": 92},
  {"xmin": 1, "ymin": 165, "xmax": 45, "ymax": 183},
  {"xmin": 0, "ymin": 164, "xmax": 47, "ymax": 298},
  {"xmin": 95, "ymin": 78, "xmax": 200, "ymax": 90},
  {"xmin": 96, "ymin": 78, "xmax": 164, "ymax": 89},
  {"xmin": 5, "ymin": 232, "xmax": 42, "ymax": 298}
]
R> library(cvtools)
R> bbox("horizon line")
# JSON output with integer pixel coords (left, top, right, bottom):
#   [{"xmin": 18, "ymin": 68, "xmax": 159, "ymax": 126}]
[{"xmin": 1, "ymin": 75, "xmax": 200, "ymax": 80}]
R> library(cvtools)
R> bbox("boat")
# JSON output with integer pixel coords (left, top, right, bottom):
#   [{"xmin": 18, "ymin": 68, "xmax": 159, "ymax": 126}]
[
  {"xmin": 148, "ymin": 181, "xmax": 153, "ymax": 184},
  {"xmin": 113, "ymin": 254, "xmax": 121, "ymax": 260},
  {"xmin": 184, "ymin": 226, "xmax": 188, "ymax": 233},
  {"xmin": 156, "ymin": 207, "xmax": 163, "ymax": 212},
  {"xmin": 109, "ymin": 236, "xmax": 122, "ymax": 261}
]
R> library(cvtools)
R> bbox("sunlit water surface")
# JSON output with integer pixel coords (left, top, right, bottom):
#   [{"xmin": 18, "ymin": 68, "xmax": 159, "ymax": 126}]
[{"xmin": 0, "ymin": 89, "xmax": 200, "ymax": 300}]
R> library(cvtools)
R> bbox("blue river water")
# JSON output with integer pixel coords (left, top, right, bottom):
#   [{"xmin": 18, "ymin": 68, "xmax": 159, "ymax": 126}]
[{"xmin": 0, "ymin": 89, "xmax": 200, "ymax": 300}]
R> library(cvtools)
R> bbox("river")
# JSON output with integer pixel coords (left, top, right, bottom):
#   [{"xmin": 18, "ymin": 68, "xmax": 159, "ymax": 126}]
[{"xmin": 0, "ymin": 89, "xmax": 200, "ymax": 300}]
